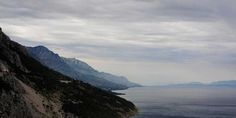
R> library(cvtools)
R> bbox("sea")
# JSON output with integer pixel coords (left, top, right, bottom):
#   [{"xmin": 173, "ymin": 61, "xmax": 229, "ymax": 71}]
[{"xmin": 115, "ymin": 86, "xmax": 236, "ymax": 118}]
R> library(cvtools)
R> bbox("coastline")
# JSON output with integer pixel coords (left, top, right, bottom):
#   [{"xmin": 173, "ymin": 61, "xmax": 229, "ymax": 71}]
[
  {"xmin": 113, "ymin": 87, "xmax": 140, "ymax": 118},
  {"xmin": 122, "ymin": 106, "xmax": 138, "ymax": 118}
]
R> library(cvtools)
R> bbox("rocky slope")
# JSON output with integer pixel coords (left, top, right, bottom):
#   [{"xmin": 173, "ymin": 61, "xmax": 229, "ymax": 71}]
[{"xmin": 0, "ymin": 28, "xmax": 137, "ymax": 118}]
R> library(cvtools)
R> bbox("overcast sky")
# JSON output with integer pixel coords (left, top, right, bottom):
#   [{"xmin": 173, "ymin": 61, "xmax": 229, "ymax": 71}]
[{"xmin": 1, "ymin": 0, "xmax": 236, "ymax": 85}]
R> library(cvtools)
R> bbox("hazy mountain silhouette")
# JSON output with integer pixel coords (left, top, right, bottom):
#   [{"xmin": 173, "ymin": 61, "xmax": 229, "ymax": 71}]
[
  {"xmin": 62, "ymin": 57, "xmax": 140, "ymax": 87},
  {"xmin": 161, "ymin": 80, "xmax": 236, "ymax": 88},
  {"xmin": 27, "ymin": 46, "xmax": 140, "ymax": 90}
]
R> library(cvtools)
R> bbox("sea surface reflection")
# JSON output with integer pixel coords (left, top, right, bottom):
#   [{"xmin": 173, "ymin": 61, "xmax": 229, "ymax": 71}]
[{"xmin": 115, "ymin": 86, "xmax": 236, "ymax": 118}]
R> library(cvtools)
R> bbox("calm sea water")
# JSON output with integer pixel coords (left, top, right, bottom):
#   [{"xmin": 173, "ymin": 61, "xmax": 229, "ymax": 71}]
[{"xmin": 115, "ymin": 87, "xmax": 236, "ymax": 118}]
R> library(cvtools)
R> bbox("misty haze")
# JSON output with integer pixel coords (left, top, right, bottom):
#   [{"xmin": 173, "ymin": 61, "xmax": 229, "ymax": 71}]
[{"xmin": 0, "ymin": 0, "xmax": 236, "ymax": 118}]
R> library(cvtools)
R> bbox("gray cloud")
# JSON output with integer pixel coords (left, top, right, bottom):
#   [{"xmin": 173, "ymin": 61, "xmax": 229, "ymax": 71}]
[{"xmin": 0, "ymin": 0, "xmax": 236, "ymax": 85}]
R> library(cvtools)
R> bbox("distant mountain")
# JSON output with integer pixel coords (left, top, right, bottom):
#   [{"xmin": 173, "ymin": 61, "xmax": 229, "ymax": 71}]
[
  {"xmin": 62, "ymin": 57, "xmax": 140, "ymax": 87},
  {"xmin": 0, "ymin": 28, "xmax": 137, "ymax": 118},
  {"xmin": 27, "ymin": 46, "xmax": 131, "ymax": 90},
  {"xmin": 27, "ymin": 46, "xmax": 140, "ymax": 90},
  {"xmin": 161, "ymin": 80, "xmax": 236, "ymax": 88},
  {"xmin": 210, "ymin": 80, "xmax": 236, "ymax": 87},
  {"xmin": 27, "ymin": 46, "xmax": 80, "ymax": 77}
]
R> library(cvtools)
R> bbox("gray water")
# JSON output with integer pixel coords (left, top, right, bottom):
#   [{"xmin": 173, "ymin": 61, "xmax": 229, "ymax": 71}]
[{"xmin": 115, "ymin": 87, "xmax": 236, "ymax": 118}]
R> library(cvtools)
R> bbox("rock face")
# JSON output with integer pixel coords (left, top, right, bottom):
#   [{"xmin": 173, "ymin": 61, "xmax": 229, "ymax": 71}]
[
  {"xmin": 0, "ymin": 62, "xmax": 9, "ymax": 72},
  {"xmin": 0, "ymin": 74, "xmax": 41, "ymax": 118},
  {"xmin": 0, "ymin": 28, "xmax": 137, "ymax": 118}
]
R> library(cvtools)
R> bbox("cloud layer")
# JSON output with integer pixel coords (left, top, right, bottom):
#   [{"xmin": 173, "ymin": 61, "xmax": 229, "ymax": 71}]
[{"xmin": 1, "ymin": 0, "xmax": 236, "ymax": 85}]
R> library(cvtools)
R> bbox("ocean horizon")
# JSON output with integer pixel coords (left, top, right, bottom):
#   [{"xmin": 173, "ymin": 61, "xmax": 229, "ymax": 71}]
[{"xmin": 115, "ymin": 86, "xmax": 236, "ymax": 118}]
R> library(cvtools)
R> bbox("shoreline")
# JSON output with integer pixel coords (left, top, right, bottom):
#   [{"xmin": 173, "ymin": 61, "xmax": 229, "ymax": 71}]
[{"xmin": 112, "ymin": 88, "xmax": 139, "ymax": 118}]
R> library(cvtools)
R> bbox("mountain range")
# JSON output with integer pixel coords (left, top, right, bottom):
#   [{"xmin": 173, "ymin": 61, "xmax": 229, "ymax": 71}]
[
  {"xmin": 27, "ymin": 46, "xmax": 140, "ymax": 90},
  {"xmin": 160, "ymin": 80, "xmax": 236, "ymax": 88},
  {"xmin": 0, "ymin": 28, "xmax": 137, "ymax": 118}
]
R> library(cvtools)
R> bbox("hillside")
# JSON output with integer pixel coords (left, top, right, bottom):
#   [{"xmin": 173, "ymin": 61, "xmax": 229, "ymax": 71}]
[
  {"xmin": 0, "ymin": 28, "xmax": 137, "ymax": 118},
  {"xmin": 62, "ymin": 58, "xmax": 140, "ymax": 88},
  {"xmin": 27, "ymin": 46, "xmax": 140, "ymax": 90}
]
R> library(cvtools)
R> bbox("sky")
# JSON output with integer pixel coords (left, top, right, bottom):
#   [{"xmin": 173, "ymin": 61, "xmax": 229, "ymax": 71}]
[{"xmin": 0, "ymin": 0, "xmax": 236, "ymax": 85}]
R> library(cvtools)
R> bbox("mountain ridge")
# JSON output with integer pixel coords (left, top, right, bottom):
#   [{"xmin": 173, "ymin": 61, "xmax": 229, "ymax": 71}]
[
  {"xmin": 62, "ymin": 57, "xmax": 140, "ymax": 88},
  {"xmin": 0, "ymin": 28, "xmax": 137, "ymax": 118},
  {"xmin": 27, "ymin": 45, "xmax": 140, "ymax": 90},
  {"xmin": 159, "ymin": 80, "xmax": 236, "ymax": 88}
]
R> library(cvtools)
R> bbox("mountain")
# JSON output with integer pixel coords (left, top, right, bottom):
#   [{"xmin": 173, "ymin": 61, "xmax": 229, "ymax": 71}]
[
  {"xmin": 0, "ymin": 28, "xmax": 137, "ymax": 118},
  {"xmin": 62, "ymin": 57, "xmax": 140, "ymax": 87},
  {"xmin": 27, "ymin": 46, "xmax": 128, "ymax": 90},
  {"xmin": 27, "ymin": 46, "xmax": 80, "ymax": 77},
  {"xmin": 210, "ymin": 80, "xmax": 236, "ymax": 87},
  {"xmin": 160, "ymin": 81, "xmax": 236, "ymax": 88},
  {"xmin": 27, "ymin": 46, "xmax": 140, "ymax": 90}
]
